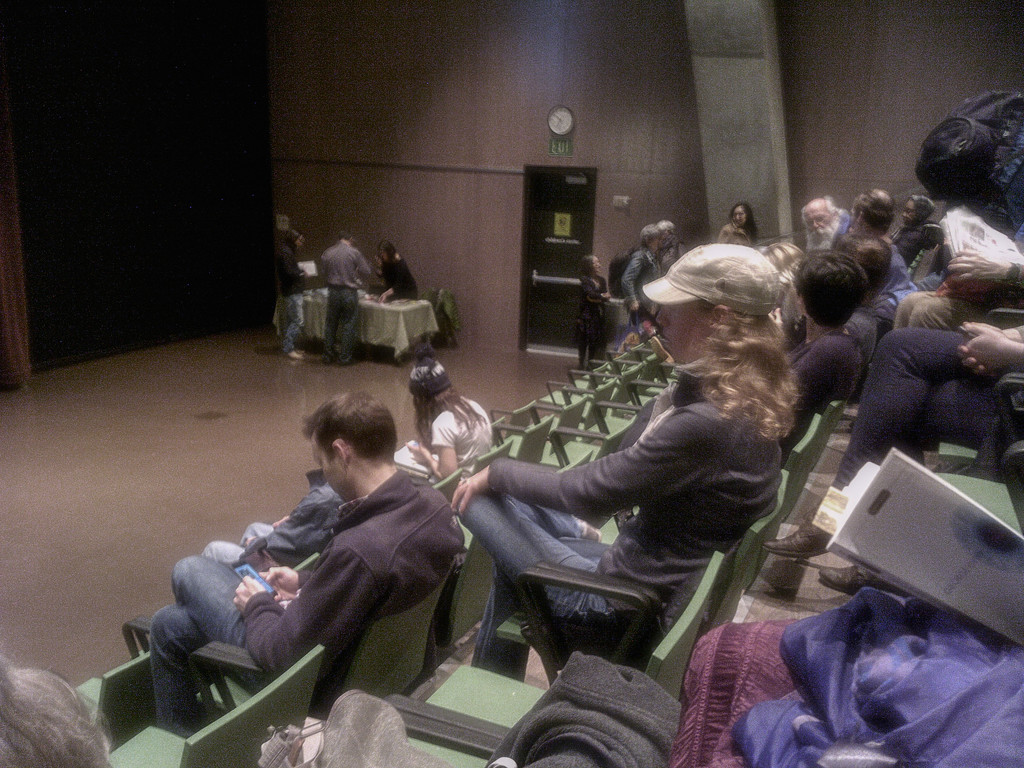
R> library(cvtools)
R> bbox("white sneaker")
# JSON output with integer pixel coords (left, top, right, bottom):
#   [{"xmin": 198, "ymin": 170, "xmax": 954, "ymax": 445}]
[{"xmin": 287, "ymin": 351, "xmax": 304, "ymax": 360}]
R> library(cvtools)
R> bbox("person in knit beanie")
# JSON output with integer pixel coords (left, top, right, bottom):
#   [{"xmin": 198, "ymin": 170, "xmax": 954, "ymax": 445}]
[{"xmin": 407, "ymin": 344, "xmax": 492, "ymax": 479}]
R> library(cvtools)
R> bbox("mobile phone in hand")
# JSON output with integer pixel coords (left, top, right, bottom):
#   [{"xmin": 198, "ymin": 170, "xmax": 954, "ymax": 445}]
[{"xmin": 234, "ymin": 563, "xmax": 276, "ymax": 595}]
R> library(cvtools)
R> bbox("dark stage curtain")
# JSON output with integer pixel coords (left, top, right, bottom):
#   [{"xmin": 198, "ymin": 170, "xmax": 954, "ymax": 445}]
[{"xmin": 0, "ymin": 33, "xmax": 31, "ymax": 389}]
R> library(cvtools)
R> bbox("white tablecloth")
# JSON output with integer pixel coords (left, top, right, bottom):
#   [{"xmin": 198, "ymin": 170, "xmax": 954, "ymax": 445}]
[{"xmin": 276, "ymin": 290, "xmax": 439, "ymax": 360}]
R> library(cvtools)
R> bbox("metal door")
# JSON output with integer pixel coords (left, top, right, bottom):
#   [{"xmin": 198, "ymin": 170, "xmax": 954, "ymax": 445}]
[{"xmin": 520, "ymin": 166, "xmax": 597, "ymax": 353}]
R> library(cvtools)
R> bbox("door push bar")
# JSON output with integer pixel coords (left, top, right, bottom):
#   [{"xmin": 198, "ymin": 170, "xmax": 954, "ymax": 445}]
[{"xmin": 532, "ymin": 270, "xmax": 581, "ymax": 287}]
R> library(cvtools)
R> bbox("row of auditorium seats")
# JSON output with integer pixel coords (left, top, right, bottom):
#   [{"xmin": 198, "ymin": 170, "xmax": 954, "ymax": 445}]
[
  {"xmin": 77, "ymin": 341, "xmax": 850, "ymax": 768},
  {"xmin": 380, "ymin": 344, "xmax": 853, "ymax": 767}
]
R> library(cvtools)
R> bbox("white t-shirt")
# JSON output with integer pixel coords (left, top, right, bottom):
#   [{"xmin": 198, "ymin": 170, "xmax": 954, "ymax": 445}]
[{"xmin": 431, "ymin": 399, "xmax": 492, "ymax": 469}]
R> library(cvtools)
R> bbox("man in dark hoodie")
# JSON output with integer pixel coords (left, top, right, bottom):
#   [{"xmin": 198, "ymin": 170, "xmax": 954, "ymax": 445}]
[{"xmin": 149, "ymin": 392, "xmax": 463, "ymax": 736}]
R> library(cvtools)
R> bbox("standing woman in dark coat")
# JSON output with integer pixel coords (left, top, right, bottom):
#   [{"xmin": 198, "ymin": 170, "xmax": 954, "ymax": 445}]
[{"xmin": 575, "ymin": 254, "xmax": 610, "ymax": 369}]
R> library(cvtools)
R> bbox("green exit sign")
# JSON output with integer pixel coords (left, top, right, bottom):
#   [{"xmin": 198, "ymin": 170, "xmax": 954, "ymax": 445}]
[{"xmin": 549, "ymin": 136, "xmax": 573, "ymax": 157}]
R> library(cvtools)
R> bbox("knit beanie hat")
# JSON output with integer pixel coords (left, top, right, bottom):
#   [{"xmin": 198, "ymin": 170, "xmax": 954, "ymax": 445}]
[{"xmin": 408, "ymin": 343, "xmax": 451, "ymax": 398}]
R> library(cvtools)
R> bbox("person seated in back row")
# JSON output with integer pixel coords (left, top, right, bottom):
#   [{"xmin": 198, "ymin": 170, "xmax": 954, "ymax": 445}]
[
  {"xmin": 202, "ymin": 468, "xmax": 343, "ymax": 571},
  {"xmin": 149, "ymin": 392, "xmax": 464, "ymax": 736},
  {"xmin": 406, "ymin": 344, "xmax": 492, "ymax": 480},
  {"xmin": 452, "ymin": 244, "xmax": 797, "ymax": 679},
  {"xmin": 781, "ymin": 253, "xmax": 868, "ymax": 457},
  {"xmin": 765, "ymin": 322, "xmax": 1024, "ymax": 586},
  {"xmin": 833, "ymin": 232, "xmax": 892, "ymax": 373}
]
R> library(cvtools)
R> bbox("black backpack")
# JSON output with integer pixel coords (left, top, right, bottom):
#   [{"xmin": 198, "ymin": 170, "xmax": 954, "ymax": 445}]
[
  {"xmin": 916, "ymin": 90, "xmax": 1024, "ymax": 200},
  {"xmin": 607, "ymin": 248, "xmax": 634, "ymax": 299}
]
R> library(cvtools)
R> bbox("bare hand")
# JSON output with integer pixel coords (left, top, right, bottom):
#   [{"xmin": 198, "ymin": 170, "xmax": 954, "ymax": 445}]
[
  {"xmin": 233, "ymin": 576, "xmax": 268, "ymax": 611},
  {"xmin": 946, "ymin": 251, "xmax": 1012, "ymax": 283},
  {"xmin": 407, "ymin": 440, "xmax": 431, "ymax": 464},
  {"xmin": 451, "ymin": 467, "xmax": 490, "ymax": 515},
  {"xmin": 958, "ymin": 323, "xmax": 1024, "ymax": 376},
  {"xmin": 628, "ymin": 300, "xmax": 639, "ymax": 313},
  {"xmin": 263, "ymin": 566, "xmax": 301, "ymax": 601},
  {"xmin": 271, "ymin": 514, "xmax": 289, "ymax": 528}
]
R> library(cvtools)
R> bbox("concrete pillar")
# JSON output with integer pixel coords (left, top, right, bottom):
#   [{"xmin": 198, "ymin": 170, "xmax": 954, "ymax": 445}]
[{"xmin": 682, "ymin": 0, "xmax": 791, "ymax": 241}]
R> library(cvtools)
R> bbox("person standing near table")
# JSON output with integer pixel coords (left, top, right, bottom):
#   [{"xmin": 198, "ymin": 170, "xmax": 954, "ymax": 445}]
[
  {"xmin": 321, "ymin": 231, "xmax": 371, "ymax": 365},
  {"xmin": 277, "ymin": 229, "xmax": 307, "ymax": 360}
]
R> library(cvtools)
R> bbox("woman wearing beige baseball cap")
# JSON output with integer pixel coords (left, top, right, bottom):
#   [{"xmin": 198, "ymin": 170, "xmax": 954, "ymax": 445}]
[
  {"xmin": 452, "ymin": 243, "xmax": 797, "ymax": 678},
  {"xmin": 642, "ymin": 243, "xmax": 797, "ymax": 440}
]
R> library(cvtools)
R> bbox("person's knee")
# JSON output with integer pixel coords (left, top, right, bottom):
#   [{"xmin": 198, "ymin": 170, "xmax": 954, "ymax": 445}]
[
  {"xmin": 202, "ymin": 541, "xmax": 241, "ymax": 564},
  {"xmin": 150, "ymin": 604, "xmax": 193, "ymax": 653},
  {"xmin": 460, "ymin": 491, "xmax": 506, "ymax": 530},
  {"xmin": 909, "ymin": 297, "xmax": 954, "ymax": 330},
  {"xmin": 171, "ymin": 555, "xmax": 228, "ymax": 603}
]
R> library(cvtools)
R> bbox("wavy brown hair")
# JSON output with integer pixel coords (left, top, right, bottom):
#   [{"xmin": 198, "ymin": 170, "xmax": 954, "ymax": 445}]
[
  {"xmin": 414, "ymin": 386, "xmax": 488, "ymax": 449},
  {"xmin": 692, "ymin": 310, "xmax": 797, "ymax": 441}
]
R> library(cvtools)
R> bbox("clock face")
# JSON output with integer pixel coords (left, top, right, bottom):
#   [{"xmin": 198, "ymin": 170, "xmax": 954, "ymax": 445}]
[{"xmin": 548, "ymin": 106, "xmax": 574, "ymax": 136}]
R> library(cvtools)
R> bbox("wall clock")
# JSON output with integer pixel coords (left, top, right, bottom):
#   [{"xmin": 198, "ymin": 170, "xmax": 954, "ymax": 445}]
[{"xmin": 547, "ymin": 105, "xmax": 575, "ymax": 136}]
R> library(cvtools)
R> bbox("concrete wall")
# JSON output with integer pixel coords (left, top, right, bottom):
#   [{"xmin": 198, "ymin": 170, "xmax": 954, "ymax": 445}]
[{"xmin": 683, "ymin": 0, "xmax": 792, "ymax": 240}]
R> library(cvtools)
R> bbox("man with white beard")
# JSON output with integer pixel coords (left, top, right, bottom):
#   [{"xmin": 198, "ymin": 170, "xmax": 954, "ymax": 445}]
[{"xmin": 802, "ymin": 197, "xmax": 848, "ymax": 252}]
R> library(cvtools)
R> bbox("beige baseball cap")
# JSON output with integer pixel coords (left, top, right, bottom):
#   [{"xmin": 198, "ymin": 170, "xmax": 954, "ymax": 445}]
[{"xmin": 642, "ymin": 243, "xmax": 780, "ymax": 315}]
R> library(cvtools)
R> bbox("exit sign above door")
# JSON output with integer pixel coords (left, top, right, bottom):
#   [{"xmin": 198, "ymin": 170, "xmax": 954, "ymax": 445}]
[{"xmin": 549, "ymin": 136, "xmax": 573, "ymax": 157}]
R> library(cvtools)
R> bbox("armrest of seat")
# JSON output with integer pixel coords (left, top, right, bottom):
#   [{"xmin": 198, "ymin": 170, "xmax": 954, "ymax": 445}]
[
  {"xmin": 189, "ymin": 641, "xmax": 267, "ymax": 714},
  {"xmin": 532, "ymin": 400, "xmax": 567, "ymax": 415},
  {"xmin": 492, "ymin": 422, "xmax": 529, "ymax": 440},
  {"xmin": 546, "ymin": 427, "xmax": 608, "ymax": 467},
  {"xmin": 122, "ymin": 615, "xmax": 152, "ymax": 658},
  {"xmin": 1000, "ymin": 439, "xmax": 1024, "ymax": 524},
  {"xmin": 626, "ymin": 378, "xmax": 666, "ymax": 403},
  {"xmin": 550, "ymin": 426, "xmax": 609, "ymax": 443},
  {"xmin": 996, "ymin": 372, "xmax": 1024, "ymax": 443},
  {"xmin": 385, "ymin": 694, "xmax": 508, "ymax": 758},
  {"xmin": 594, "ymin": 399, "xmax": 642, "ymax": 414},
  {"xmin": 567, "ymin": 369, "xmax": 617, "ymax": 386},
  {"xmin": 489, "ymin": 408, "xmax": 513, "ymax": 423},
  {"xmin": 514, "ymin": 563, "xmax": 662, "ymax": 682},
  {"xmin": 490, "ymin": 407, "xmax": 539, "ymax": 426},
  {"xmin": 546, "ymin": 380, "xmax": 574, "ymax": 404},
  {"xmin": 986, "ymin": 307, "xmax": 1024, "ymax": 330}
]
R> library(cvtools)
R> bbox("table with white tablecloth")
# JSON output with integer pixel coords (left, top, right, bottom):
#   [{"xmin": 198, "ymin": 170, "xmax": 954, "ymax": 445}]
[{"xmin": 276, "ymin": 289, "xmax": 439, "ymax": 360}]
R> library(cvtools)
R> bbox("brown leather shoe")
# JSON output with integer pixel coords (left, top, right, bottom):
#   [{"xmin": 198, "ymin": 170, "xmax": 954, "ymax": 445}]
[
  {"xmin": 762, "ymin": 525, "xmax": 830, "ymax": 559},
  {"xmin": 817, "ymin": 564, "xmax": 877, "ymax": 595}
]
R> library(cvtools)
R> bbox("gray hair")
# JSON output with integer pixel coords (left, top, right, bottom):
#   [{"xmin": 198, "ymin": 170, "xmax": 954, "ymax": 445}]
[
  {"xmin": 655, "ymin": 220, "xmax": 675, "ymax": 234},
  {"xmin": 801, "ymin": 196, "xmax": 838, "ymax": 223},
  {"xmin": 640, "ymin": 223, "xmax": 660, "ymax": 246},
  {"xmin": 0, "ymin": 657, "xmax": 111, "ymax": 768}
]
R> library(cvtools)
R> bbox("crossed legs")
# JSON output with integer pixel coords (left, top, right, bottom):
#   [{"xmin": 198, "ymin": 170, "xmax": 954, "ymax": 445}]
[
  {"xmin": 462, "ymin": 493, "xmax": 613, "ymax": 679},
  {"xmin": 149, "ymin": 556, "xmax": 249, "ymax": 735}
]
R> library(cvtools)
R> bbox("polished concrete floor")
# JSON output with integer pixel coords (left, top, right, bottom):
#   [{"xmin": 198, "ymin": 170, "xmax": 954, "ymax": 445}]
[
  {"xmin": 0, "ymin": 327, "xmax": 571, "ymax": 684},
  {"xmin": 0, "ymin": 326, "xmax": 846, "ymax": 687}
]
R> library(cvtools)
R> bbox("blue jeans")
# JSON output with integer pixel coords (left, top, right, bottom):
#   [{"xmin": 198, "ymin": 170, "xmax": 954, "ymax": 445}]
[
  {"xmin": 150, "ymin": 556, "xmax": 257, "ymax": 735},
  {"xmin": 281, "ymin": 292, "xmax": 304, "ymax": 354},
  {"xmin": 835, "ymin": 328, "xmax": 999, "ymax": 486},
  {"xmin": 462, "ymin": 493, "xmax": 615, "ymax": 679},
  {"xmin": 323, "ymin": 286, "xmax": 359, "ymax": 363},
  {"xmin": 202, "ymin": 522, "xmax": 274, "ymax": 564},
  {"xmin": 998, "ymin": 124, "xmax": 1024, "ymax": 245}
]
